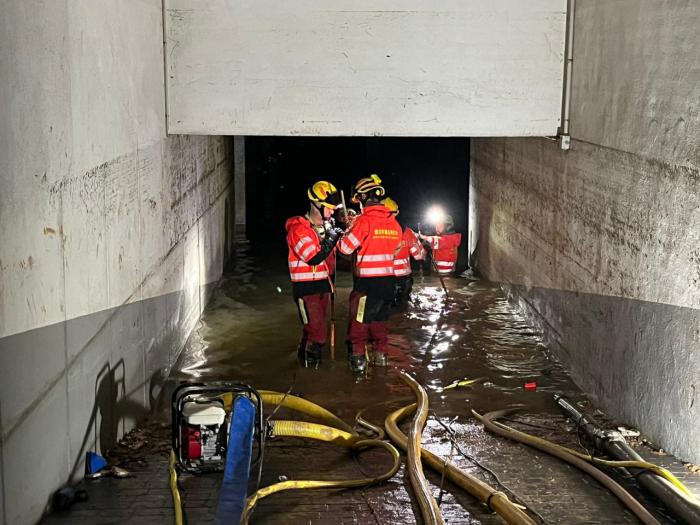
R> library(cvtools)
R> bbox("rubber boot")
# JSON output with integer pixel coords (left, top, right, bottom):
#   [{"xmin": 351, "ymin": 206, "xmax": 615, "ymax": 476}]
[
  {"xmin": 298, "ymin": 342, "xmax": 322, "ymax": 368},
  {"xmin": 306, "ymin": 342, "xmax": 322, "ymax": 368},
  {"xmin": 347, "ymin": 341, "xmax": 367, "ymax": 372},
  {"xmin": 349, "ymin": 354, "xmax": 367, "ymax": 372},
  {"xmin": 372, "ymin": 351, "xmax": 389, "ymax": 367}
]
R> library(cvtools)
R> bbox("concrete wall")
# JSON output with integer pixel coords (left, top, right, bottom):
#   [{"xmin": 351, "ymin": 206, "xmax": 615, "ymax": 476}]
[
  {"xmin": 469, "ymin": 0, "xmax": 699, "ymax": 463},
  {"xmin": 0, "ymin": 2, "xmax": 234, "ymax": 523},
  {"xmin": 234, "ymin": 137, "xmax": 246, "ymax": 235},
  {"xmin": 165, "ymin": 0, "xmax": 567, "ymax": 137}
]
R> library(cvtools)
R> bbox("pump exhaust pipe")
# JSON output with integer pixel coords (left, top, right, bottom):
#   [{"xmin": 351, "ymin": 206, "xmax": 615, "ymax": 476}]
[{"xmin": 554, "ymin": 394, "xmax": 700, "ymax": 525}]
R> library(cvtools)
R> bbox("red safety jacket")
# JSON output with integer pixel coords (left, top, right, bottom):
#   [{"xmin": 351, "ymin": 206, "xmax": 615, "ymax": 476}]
[
  {"xmin": 285, "ymin": 216, "xmax": 334, "ymax": 283},
  {"xmin": 394, "ymin": 227, "xmax": 425, "ymax": 277},
  {"xmin": 339, "ymin": 205, "xmax": 401, "ymax": 277},
  {"xmin": 425, "ymin": 232, "xmax": 461, "ymax": 274}
]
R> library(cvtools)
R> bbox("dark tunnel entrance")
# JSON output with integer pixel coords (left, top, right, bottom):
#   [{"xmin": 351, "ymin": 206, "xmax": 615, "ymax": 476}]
[{"xmin": 244, "ymin": 137, "xmax": 470, "ymax": 270}]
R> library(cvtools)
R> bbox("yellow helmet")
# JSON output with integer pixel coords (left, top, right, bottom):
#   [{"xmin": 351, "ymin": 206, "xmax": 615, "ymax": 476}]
[
  {"xmin": 352, "ymin": 174, "xmax": 385, "ymax": 203},
  {"xmin": 307, "ymin": 181, "xmax": 340, "ymax": 209},
  {"xmin": 381, "ymin": 197, "xmax": 399, "ymax": 215}
]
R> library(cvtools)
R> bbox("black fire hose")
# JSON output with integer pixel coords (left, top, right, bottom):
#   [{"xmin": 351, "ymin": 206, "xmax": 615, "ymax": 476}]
[{"xmin": 555, "ymin": 394, "xmax": 700, "ymax": 525}]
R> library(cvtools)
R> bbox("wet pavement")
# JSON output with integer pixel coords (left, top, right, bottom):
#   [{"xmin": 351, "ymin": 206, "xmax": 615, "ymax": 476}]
[{"xmin": 43, "ymin": 242, "xmax": 699, "ymax": 524}]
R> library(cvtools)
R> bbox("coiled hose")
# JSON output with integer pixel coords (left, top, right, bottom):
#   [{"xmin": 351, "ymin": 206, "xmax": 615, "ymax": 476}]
[
  {"xmin": 472, "ymin": 408, "xmax": 661, "ymax": 525},
  {"xmin": 354, "ymin": 396, "xmax": 415, "ymax": 441},
  {"xmin": 241, "ymin": 391, "xmax": 401, "ymax": 524},
  {"xmin": 385, "ymin": 403, "xmax": 537, "ymax": 525},
  {"xmin": 399, "ymin": 371, "xmax": 445, "ymax": 525},
  {"xmin": 243, "ymin": 422, "xmax": 400, "ymax": 523}
]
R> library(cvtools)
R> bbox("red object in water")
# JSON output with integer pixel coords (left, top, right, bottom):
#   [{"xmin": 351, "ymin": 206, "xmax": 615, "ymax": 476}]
[{"xmin": 524, "ymin": 382, "xmax": 537, "ymax": 391}]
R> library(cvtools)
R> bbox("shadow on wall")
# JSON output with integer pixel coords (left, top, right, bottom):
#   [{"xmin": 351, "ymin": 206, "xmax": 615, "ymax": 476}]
[
  {"xmin": 66, "ymin": 362, "xmax": 168, "ymax": 481},
  {"xmin": 0, "ymin": 288, "xmax": 199, "ymax": 523}
]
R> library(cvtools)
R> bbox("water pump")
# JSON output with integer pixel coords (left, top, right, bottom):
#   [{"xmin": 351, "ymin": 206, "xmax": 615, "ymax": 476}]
[{"xmin": 171, "ymin": 382, "xmax": 262, "ymax": 474}]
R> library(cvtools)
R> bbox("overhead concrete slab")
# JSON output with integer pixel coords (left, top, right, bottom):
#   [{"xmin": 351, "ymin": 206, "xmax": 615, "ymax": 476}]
[{"xmin": 165, "ymin": 0, "xmax": 567, "ymax": 136}]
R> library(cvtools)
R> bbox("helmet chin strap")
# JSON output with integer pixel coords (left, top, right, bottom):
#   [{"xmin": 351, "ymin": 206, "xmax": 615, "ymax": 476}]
[{"xmin": 309, "ymin": 202, "xmax": 332, "ymax": 235}]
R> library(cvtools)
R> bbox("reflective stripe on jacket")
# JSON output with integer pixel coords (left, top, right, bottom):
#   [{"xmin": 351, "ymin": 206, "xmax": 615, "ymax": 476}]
[
  {"xmin": 426, "ymin": 232, "xmax": 462, "ymax": 274},
  {"xmin": 285, "ymin": 216, "xmax": 332, "ymax": 282},
  {"xmin": 394, "ymin": 227, "xmax": 424, "ymax": 277},
  {"xmin": 338, "ymin": 205, "xmax": 401, "ymax": 278}
]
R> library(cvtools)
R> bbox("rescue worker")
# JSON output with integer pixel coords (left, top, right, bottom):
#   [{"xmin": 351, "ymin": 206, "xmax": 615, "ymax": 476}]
[
  {"xmin": 285, "ymin": 181, "xmax": 343, "ymax": 368},
  {"xmin": 381, "ymin": 197, "xmax": 425, "ymax": 305},
  {"xmin": 419, "ymin": 214, "xmax": 462, "ymax": 275},
  {"xmin": 338, "ymin": 175, "xmax": 402, "ymax": 372}
]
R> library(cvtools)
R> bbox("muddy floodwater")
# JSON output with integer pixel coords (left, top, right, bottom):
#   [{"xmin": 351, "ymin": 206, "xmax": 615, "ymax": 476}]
[
  {"xmin": 173, "ymin": 243, "xmax": 570, "ymax": 412},
  {"xmin": 41, "ymin": 242, "xmax": 700, "ymax": 525},
  {"xmin": 165, "ymin": 243, "xmax": 698, "ymax": 524}
]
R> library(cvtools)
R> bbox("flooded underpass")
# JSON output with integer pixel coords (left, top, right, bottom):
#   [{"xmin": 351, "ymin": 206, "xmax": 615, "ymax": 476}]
[{"xmin": 42, "ymin": 243, "xmax": 699, "ymax": 525}]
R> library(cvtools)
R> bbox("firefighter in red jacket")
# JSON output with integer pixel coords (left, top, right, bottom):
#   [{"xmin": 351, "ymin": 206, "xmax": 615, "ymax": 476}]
[
  {"xmin": 381, "ymin": 197, "xmax": 425, "ymax": 305},
  {"xmin": 285, "ymin": 181, "xmax": 343, "ymax": 368},
  {"xmin": 420, "ymin": 213, "xmax": 462, "ymax": 275},
  {"xmin": 338, "ymin": 175, "xmax": 402, "ymax": 372}
]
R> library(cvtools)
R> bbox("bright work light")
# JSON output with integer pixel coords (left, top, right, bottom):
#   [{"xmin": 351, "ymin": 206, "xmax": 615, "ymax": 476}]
[{"xmin": 425, "ymin": 205, "xmax": 446, "ymax": 225}]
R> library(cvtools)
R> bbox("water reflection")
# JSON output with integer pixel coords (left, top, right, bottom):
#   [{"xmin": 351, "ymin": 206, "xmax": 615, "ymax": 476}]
[{"xmin": 169, "ymin": 243, "xmax": 630, "ymax": 524}]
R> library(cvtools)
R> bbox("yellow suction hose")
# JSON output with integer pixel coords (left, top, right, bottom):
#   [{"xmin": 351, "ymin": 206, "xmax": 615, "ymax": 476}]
[
  {"xmin": 472, "ymin": 409, "xmax": 662, "ymax": 525},
  {"xmin": 399, "ymin": 371, "xmax": 445, "ymax": 525},
  {"xmin": 168, "ymin": 451, "xmax": 184, "ymax": 525},
  {"xmin": 385, "ymin": 404, "xmax": 537, "ymax": 525},
  {"xmin": 220, "ymin": 390, "xmax": 354, "ymax": 433},
  {"xmin": 268, "ymin": 419, "xmax": 358, "ymax": 447}
]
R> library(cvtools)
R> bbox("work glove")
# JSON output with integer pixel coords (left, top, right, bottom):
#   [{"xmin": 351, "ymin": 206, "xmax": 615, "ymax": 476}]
[
  {"xmin": 344, "ymin": 210, "xmax": 358, "ymax": 229},
  {"xmin": 326, "ymin": 227, "xmax": 344, "ymax": 244},
  {"xmin": 308, "ymin": 227, "xmax": 344, "ymax": 266}
]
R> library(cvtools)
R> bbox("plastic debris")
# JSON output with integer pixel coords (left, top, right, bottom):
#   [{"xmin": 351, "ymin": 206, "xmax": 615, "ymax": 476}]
[
  {"xmin": 438, "ymin": 376, "xmax": 489, "ymax": 392},
  {"xmin": 524, "ymin": 382, "xmax": 537, "ymax": 391},
  {"xmin": 85, "ymin": 465, "xmax": 132, "ymax": 480},
  {"xmin": 617, "ymin": 426, "xmax": 641, "ymax": 438},
  {"xmin": 111, "ymin": 466, "xmax": 131, "ymax": 478},
  {"xmin": 85, "ymin": 451, "xmax": 108, "ymax": 475},
  {"xmin": 685, "ymin": 463, "xmax": 700, "ymax": 474}
]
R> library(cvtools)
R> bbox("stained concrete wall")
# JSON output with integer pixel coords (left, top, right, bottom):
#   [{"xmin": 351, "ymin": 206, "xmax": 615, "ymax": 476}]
[
  {"xmin": 234, "ymin": 137, "xmax": 246, "ymax": 235},
  {"xmin": 0, "ymin": 2, "xmax": 234, "ymax": 524},
  {"xmin": 165, "ymin": 0, "xmax": 567, "ymax": 137},
  {"xmin": 469, "ymin": 0, "xmax": 699, "ymax": 463}
]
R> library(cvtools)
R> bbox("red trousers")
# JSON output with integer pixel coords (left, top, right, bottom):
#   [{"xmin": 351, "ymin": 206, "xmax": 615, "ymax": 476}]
[
  {"xmin": 347, "ymin": 290, "xmax": 390, "ymax": 356},
  {"xmin": 296, "ymin": 293, "xmax": 329, "ymax": 347}
]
